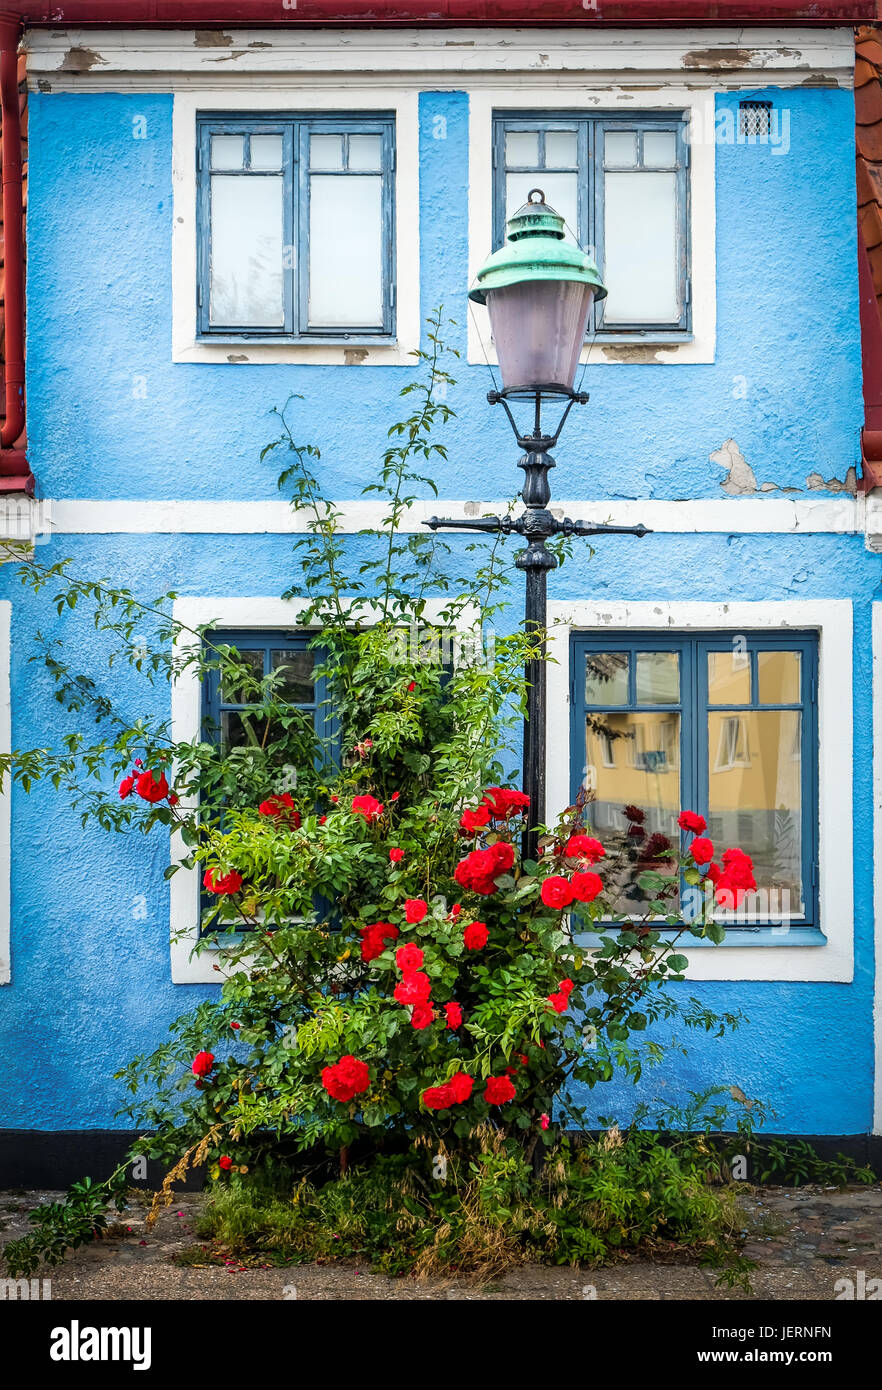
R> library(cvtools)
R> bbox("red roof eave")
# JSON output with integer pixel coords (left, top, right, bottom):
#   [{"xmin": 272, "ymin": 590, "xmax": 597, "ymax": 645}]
[{"xmin": 2, "ymin": 1, "xmax": 879, "ymax": 28}]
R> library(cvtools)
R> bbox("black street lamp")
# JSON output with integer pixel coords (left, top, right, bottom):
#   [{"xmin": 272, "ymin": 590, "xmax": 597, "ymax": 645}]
[{"xmin": 424, "ymin": 191, "xmax": 650, "ymax": 859}]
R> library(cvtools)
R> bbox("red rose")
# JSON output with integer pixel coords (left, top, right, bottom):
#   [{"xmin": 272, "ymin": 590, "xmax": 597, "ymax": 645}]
[
  {"xmin": 448, "ymin": 1071, "xmax": 474, "ymax": 1103},
  {"xmin": 258, "ymin": 792, "xmax": 301, "ymax": 828},
  {"xmin": 410, "ymin": 1003, "xmax": 434, "ymax": 1030},
  {"xmin": 359, "ymin": 921, "xmax": 398, "ymax": 962},
  {"xmin": 705, "ymin": 861, "xmax": 722, "ymax": 885},
  {"xmin": 351, "ymin": 794, "xmax": 384, "ymax": 822},
  {"xmin": 540, "ymin": 876, "xmax": 574, "ymax": 910},
  {"xmin": 203, "ymin": 868, "xmax": 243, "ymax": 895},
  {"xmin": 191, "ymin": 1051, "xmax": 214, "ymax": 1077},
  {"xmin": 167, "ymin": 793, "xmax": 180, "ymax": 807},
  {"xmin": 135, "ymin": 769, "xmax": 169, "ymax": 804},
  {"xmin": 540, "ymin": 1113, "xmax": 550, "ymax": 1130},
  {"xmin": 559, "ymin": 978, "xmax": 574, "ymax": 996},
  {"xmin": 230, "ymin": 1021, "xmax": 240, "ymax": 1030},
  {"xmin": 624, "ymin": 805, "xmax": 645, "ymax": 823},
  {"xmin": 570, "ymin": 871, "xmax": 603, "ymax": 903},
  {"xmin": 460, "ymin": 804, "xmax": 491, "ymax": 833},
  {"xmin": 407, "ymin": 681, "xmax": 416, "ymax": 692},
  {"xmin": 394, "ymin": 971, "xmax": 432, "ymax": 1006},
  {"xmin": 422, "ymin": 1083, "xmax": 454, "ymax": 1110},
  {"xmin": 444, "ymin": 1002, "xmax": 462, "ymax": 1030},
  {"xmin": 330, "ymin": 795, "xmax": 339, "ymax": 803},
  {"xmin": 319, "ymin": 815, "xmax": 327, "ymax": 825},
  {"xmin": 564, "ymin": 834, "xmax": 605, "ymax": 864},
  {"xmin": 547, "ymin": 992, "xmax": 569, "ymax": 1014},
  {"xmin": 395, "ymin": 943, "xmax": 424, "ymax": 972},
  {"xmin": 716, "ymin": 848, "xmax": 757, "ymax": 905},
  {"xmin": 389, "ymin": 848, "xmax": 404, "ymax": 863},
  {"xmin": 450, "ymin": 904, "xmax": 462, "ymax": 919},
  {"xmin": 218, "ymin": 1155, "xmax": 233, "ymax": 1171},
  {"xmin": 678, "ymin": 810, "xmax": 707, "ymax": 835},
  {"xmin": 690, "ymin": 836, "xmax": 714, "ymax": 866},
  {"xmin": 481, "ymin": 787, "xmax": 530, "ymax": 819},
  {"xmin": 484, "ymin": 1075, "xmax": 516, "ymax": 1105},
  {"xmin": 390, "ymin": 791, "xmax": 400, "ymax": 802},
  {"xmin": 463, "ymin": 921, "xmax": 488, "ymax": 951},
  {"xmin": 404, "ymin": 898, "xmax": 428, "ymax": 924},
  {"xmin": 321, "ymin": 1055, "xmax": 371, "ymax": 1103},
  {"xmin": 119, "ymin": 776, "xmax": 135, "ymax": 800}
]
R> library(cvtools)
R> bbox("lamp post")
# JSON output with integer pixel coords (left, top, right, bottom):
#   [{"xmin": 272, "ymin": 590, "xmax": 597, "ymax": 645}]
[{"xmin": 424, "ymin": 191, "xmax": 650, "ymax": 860}]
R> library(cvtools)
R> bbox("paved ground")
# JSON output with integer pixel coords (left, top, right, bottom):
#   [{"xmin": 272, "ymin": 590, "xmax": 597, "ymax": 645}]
[{"xmin": 1, "ymin": 1184, "xmax": 880, "ymax": 1300}]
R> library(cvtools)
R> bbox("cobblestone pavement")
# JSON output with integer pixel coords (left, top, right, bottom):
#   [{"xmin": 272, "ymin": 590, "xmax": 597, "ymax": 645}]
[{"xmin": 1, "ymin": 1185, "xmax": 880, "ymax": 1301}]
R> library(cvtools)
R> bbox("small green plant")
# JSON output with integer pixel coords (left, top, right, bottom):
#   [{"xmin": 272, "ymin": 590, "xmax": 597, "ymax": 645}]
[
  {"xmin": 755, "ymin": 1138, "xmax": 875, "ymax": 1188},
  {"xmin": 3, "ymin": 1168, "xmax": 129, "ymax": 1277}
]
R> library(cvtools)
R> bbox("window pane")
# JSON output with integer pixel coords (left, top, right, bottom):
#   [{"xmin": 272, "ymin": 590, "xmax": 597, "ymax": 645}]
[
  {"xmin": 348, "ymin": 134, "xmax": 383, "ymax": 171},
  {"xmin": 505, "ymin": 129, "xmax": 539, "ymax": 167},
  {"xmin": 506, "ymin": 171, "xmax": 579, "ymax": 244},
  {"xmin": 604, "ymin": 130, "xmax": 637, "ymax": 167},
  {"xmin": 221, "ymin": 709, "xmax": 270, "ymax": 751},
  {"xmin": 210, "ymin": 174, "xmax": 284, "ymax": 328},
  {"xmin": 758, "ymin": 650, "xmax": 801, "ymax": 705},
  {"xmin": 643, "ymin": 130, "xmax": 677, "ymax": 168},
  {"xmin": 708, "ymin": 650, "xmax": 751, "ymax": 705},
  {"xmin": 270, "ymin": 648, "xmax": 315, "ymax": 703},
  {"xmin": 602, "ymin": 171, "xmax": 678, "ymax": 323},
  {"xmin": 211, "ymin": 134, "xmax": 243, "ymax": 170},
  {"xmin": 544, "ymin": 129, "xmax": 578, "ymax": 167},
  {"xmin": 707, "ymin": 709, "xmax": 804, "ymax": 918},
  {"xmin": 220, "ymin": 648, "xmax": 264, "ymax": 703},
  {"xmin": 585, "ymin": 652, "xmax": 629, "ymax": 705},
  {"xmin": 249, "ymin": 134, "xmax": 283, "ymax": 171},
  {"xmin": 582, "ymin": 711, "xmax": 681, "ymax": 911},
  {"xmin": 308, "ymin": 174, "xmax": 383, "ymax": 327},
  {"xmin": 635, "ymin": 651, "xmax": 680, "ymax": 704},
  {"xmin": 310, "ymin": 133, "xmax": 344, "ymax": 170}
]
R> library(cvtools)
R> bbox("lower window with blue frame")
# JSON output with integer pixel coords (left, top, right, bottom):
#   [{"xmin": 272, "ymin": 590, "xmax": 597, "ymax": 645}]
[
  {"xmin": 569, "ymin": 631, "xmax": 819, "ymax": 939},
  {"xmin": 200, "ymin": 629, "xmax": 331, "ymax": 935}
]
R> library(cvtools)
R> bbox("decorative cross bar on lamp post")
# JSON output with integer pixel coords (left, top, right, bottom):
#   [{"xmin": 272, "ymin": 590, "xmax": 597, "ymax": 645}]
[{"xmin": 424, "ymin": 191, "xmax": 651, "ymax": 860}]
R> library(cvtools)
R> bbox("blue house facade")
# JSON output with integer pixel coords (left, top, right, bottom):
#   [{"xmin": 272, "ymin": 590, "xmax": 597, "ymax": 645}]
[{"xmin": 1, "ymin": 13, "xmax": 880, "ymax": 1172}]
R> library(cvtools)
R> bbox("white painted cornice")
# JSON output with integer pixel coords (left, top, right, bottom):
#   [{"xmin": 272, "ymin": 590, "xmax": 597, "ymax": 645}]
[{"xmin": 23, "ymin": 25, "xmax": 855, "ymax": 92}]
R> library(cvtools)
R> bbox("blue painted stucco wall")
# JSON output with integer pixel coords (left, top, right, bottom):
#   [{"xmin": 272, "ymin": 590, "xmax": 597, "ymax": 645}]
[{"xmin": 0, "ymin": 80, "xmax": 876, "ymax": 1135}]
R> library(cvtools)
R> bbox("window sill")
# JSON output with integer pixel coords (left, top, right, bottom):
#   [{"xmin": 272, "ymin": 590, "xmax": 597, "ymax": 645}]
[
  {"xmin": 574, "ymin": 924, "xmax": 827, "ymax": 949},
  {"xmin": 174, "ymin": 337, "xmax": 418, "ymax": 366}
]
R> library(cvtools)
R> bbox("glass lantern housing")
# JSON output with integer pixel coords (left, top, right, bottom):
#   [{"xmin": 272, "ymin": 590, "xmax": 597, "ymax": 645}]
[{"xmin": 468, "ymin": 190, "xmax": 607, "ymax": 395}]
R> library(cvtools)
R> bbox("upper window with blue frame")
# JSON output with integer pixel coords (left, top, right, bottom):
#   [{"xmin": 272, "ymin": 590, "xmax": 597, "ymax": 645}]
[
  {"xmin": 493, "ymin": 112, "xmax": 690, "ymax": 336},
  {"xmin": 570, "ymin": 632, "xmax": 819, "ymax": 937},
  {"xmin": 196, "ymin": 114, "xmax": 396, "ymax": 341}
]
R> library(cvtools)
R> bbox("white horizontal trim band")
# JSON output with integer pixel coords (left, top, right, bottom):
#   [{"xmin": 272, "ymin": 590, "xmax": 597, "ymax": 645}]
[
  {"xmin": 17, "ymin": 496, "xmax": 863, "ymax": 538},
  {"xmin": 24, "ymin": 26, "xmax": 853, "ymax": 90}
]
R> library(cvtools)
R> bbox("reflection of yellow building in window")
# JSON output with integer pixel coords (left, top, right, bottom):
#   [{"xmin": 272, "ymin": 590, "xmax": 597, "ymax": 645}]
[
  {"xmin": 584, "ymin": 711, "xmax": 681, "ymax": 836},
  {"xmin": 581, "ymin": 645, "xmax": 804, "ymax": 907}
]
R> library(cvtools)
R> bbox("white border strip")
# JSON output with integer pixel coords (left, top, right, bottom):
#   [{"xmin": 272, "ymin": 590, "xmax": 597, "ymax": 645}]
[
  {"xmin": 546, "ymin": 598, "xmax": 853, "ymax": 982},
  {"xmin": 0, "ymin": 602, "xmax": 9, "ymax": 984},
  {"xmin": 23, "ymin": 27, "xmax": 855, "ymax": 91},
  {"xmin": 872, "ymin": 603, "xmax": 882, "ymax": 1133},
  {"xmin": 39, "ymin": 496, "xmax": 863, "ymax": 537}
]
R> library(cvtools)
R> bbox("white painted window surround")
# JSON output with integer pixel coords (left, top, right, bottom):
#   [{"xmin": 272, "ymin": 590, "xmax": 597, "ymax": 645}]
[
  {"xmin": 468, "ymin": 88, "xmax": 716, "ymax": 366},
  {"xmin": 169, "ymin": 594, "xmax": 476, "ymax": 984},
  {"xmin": 172, "ymin": 91, "xmax": 421, "ymax": 367},
  {"xmin": 546, "ymin": 600, "xmax": 854, "ymax": 983},
  {"xmin": 0, "ymin": 601, "xmax": 9, "ymax": 985}
]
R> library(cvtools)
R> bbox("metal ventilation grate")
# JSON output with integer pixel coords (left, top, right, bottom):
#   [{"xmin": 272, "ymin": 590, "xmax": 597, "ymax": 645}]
[{"xmin": 739, "ymin": 101, "xmax": 772, "ymax": 139}]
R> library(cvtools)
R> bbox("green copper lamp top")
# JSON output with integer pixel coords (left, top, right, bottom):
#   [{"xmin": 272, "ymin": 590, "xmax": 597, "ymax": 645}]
[{"xmin": 468, "ymin": 189, "xmax": 607, "ymax": 306}]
